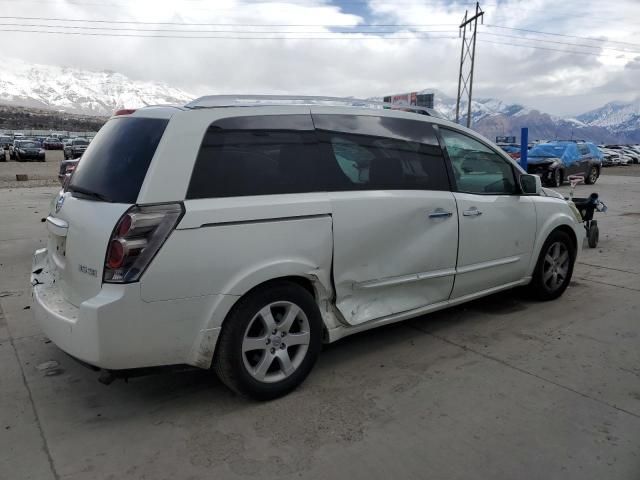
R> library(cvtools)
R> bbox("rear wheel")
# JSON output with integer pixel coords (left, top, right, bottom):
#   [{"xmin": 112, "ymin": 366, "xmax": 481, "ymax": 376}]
[
  {"xmin": 530, "ymin": 230, "xmax": 576, "ymax": 300},
  {"xmin": 585, "ymin": 165, "xmax": 598, "ymax": 185},
  {"xmin": 214, "ymin": 281, "xmax": 323, "ymax": 400},
  {"xmin": 588, "ymin": 221, "xmax": 599, "ymax": 248}
]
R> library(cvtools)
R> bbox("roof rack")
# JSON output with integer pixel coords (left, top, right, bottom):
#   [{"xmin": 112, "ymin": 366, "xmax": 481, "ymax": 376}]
[{"xmin": 184, "ymin": 95, "xmax": 444, "ymax": 118}]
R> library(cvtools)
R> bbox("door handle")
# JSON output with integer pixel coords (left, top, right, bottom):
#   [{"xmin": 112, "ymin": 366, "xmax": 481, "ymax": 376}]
[
  {"xmin": 462, "ymin": 207, "xmax": 482, "ymax": 217},
  {"xmin": 429, "ymin": 209, "xmax": 453, "ymax": 219}
]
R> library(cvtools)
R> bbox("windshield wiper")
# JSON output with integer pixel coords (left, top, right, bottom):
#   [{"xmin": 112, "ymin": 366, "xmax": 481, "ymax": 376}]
[{"xmin": 68, "ymin": 186, "xmax": 113, "ymax": 202}]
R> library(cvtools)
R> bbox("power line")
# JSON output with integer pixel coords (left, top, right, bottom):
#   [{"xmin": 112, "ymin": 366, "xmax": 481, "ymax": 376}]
[
  {"xmin": 480, "ymin": 31, "xmax": 640, "ymax": 55},
  {"xmin": 0, "ymin": 22, "xmax": 457, "ymax": 34},
  {"xmin": 0, "ymin": 28, "xmax": 459, "ymax": 40},
  {"xmin": 478, "ymin": 38, "xmax": 633, "ymax": 58},
  {"xmin": 484, "ymin": 24, "xmax": 640, "ymax": 49},
  {"xmin": 0, "ymin": 16, "xmax": 457, "ymax": 27}
]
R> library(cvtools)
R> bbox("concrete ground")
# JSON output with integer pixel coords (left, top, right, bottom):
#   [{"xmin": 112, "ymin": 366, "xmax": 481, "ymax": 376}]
[{"xmin": 1, "ymin": 165, "xmax": 639, "ymax": 480}]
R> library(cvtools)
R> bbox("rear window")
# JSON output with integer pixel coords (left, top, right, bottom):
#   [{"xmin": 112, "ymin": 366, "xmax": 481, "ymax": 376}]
[
  {"xmin": 73, "ymin": 139, "xmax": 89, "ymax": 146},
  {"xmin": 68, "ymin": 117, "xmax": 168, "ymax": 203}
]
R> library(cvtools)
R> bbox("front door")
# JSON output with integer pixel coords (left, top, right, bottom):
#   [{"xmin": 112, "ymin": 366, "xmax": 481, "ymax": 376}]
[
  {"xmin": 438, "ymin": 128, "xmax": 537, "ymax": 299},
  {"xmin": 312, "ymin": 111, "xmax": 459, "ymax": 326}
]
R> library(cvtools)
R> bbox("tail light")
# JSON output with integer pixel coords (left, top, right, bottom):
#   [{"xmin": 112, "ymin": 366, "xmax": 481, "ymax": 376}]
[{"xmin": 104, "ymin": 203, "xmax": 184, "ymax": 283}]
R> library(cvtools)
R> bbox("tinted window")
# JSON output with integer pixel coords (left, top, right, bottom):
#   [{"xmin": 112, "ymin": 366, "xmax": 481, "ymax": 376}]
[
  {"xmin": 69, "ymin": 117, "xmax": 168, "ymax": 203},
  {"xmin": 578, "ymin": 144, "xmax": 590, "ymax": 155},
  {"xmin": 313, "ymin": 114, "xmax": 450, "ymax": 191},
  {"xmin": 440, "ymin": 128, "xmax": 516, "ymax": 194},
  {"xmin": 187, "ymin": 115, "xmax": 342, "ymax": 199}
]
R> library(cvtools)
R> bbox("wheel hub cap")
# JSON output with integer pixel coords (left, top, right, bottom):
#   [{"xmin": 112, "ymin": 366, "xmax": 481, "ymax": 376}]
[
  {"xmin": 241, "ymin": 301, "xmax": 311, "ymax": 383},
  {"xmin": 542, "ymin": 241, "xmax": 570, "ymax": 291}
]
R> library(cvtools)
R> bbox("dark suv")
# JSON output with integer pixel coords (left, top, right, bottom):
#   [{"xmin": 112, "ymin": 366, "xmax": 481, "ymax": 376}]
[
  {"xmin": 64, "ymin": 138, "xmax": 89, "ymax": 159},
  {"xmin": 527, "ymin": 141, "xmax": 602, "ymax": 187}
]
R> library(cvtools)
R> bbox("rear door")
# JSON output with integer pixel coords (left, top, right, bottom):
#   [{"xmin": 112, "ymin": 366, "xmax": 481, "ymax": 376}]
[
  {"xmin": 438, "ymin": 128, "xmax": 537, "ymax": 299},
  {"xmin": 312, "ymin": 111, "xmax": 458, "ymax": 326},
  {"xmin": 576, "ymin": 143, "xmax": 591, "ymax": 176},
  {"xmin": 47, "ymin": 115, "xmax": 169, "ymax": 306}
]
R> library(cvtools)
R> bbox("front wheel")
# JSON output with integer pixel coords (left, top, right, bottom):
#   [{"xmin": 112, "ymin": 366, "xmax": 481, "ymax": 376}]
[
  {"xmin": 585, "ymin": 165, "xmax": 598, "ymax": 185},
  {"xmin": 546, "ymin": 168, "xmax": 562, "ymax": 188},
  {"xmin": 530, "ymin": 230, "xmax": 576, "ymax": 301},
  {"xmin": 214, "ymin": 281, "xmax": 323, "ymax": 400}
]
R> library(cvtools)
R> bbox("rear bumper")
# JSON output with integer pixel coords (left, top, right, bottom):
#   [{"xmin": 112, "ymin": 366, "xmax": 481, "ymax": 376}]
[{"xmin": 31, "ymin": 248, "xmax": 232, "ymax": 370}]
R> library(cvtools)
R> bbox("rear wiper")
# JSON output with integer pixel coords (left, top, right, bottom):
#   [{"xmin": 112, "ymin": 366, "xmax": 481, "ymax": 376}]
[{"xmin": 68, "ymin": 186, "xmax": 113, "ymax": 202}]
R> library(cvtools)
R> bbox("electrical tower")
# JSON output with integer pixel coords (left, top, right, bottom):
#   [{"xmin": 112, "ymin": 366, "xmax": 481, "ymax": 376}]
[{"xmin": 455, "ymin": 2, "xmax": 484, "ymax": 128}]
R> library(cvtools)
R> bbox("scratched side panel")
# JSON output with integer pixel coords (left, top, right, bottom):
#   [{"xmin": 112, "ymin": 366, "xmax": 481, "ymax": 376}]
[{"xmin": 330, "ymin": 190, "xmax": 458, "ymax": 326}]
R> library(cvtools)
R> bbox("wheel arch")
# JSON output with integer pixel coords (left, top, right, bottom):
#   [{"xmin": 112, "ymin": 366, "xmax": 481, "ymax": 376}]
[
  {"xmin": 189, "ymin": 266, "xmax": 335, "ymax": 369},
  {"xmin": 528, "ymin": 210, "xmax": 582, "ymax": 276}
]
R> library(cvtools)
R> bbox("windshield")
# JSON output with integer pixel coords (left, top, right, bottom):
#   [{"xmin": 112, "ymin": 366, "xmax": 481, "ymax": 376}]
[
  {"xmin": 528, "ymin": 144, "xmax": 567, "ymax": 158},
  {"xmin": 73, "ymin": 139, "xmax": 89, "ymax": 146},
  {"xmin": 68, "ymin": 117, "xmax": 168, "ymax": 203},
  {"xmin": 18, "ymin": 142, "xmax": 39, "ymax": 148}
]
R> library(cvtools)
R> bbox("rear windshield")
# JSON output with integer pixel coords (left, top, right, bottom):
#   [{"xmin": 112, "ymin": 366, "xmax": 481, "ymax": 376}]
[
  {"xmin": 73, "ymin": 139, "xmax": 89, "ymax": 145},
  {"xmin": 68, "ymin": 117, "xmax": 168, "ymax": 203}
]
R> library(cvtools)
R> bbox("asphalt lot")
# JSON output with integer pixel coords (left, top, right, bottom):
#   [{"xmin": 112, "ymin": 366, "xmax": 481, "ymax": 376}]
[{"xmin": 1, "ymin": 163, "xmax": 639, "ymax": 480}]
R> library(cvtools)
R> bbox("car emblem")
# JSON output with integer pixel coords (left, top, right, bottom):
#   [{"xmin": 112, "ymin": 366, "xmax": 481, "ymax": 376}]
[{"xmin": 55, "ymin": 195, "xmax": 65, "ymax": 213}]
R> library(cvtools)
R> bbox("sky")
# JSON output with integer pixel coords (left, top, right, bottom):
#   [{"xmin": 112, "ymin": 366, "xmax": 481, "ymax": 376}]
[{"xmin": 1, "ymin": 0, "xmax": 640, "ymax": 116}]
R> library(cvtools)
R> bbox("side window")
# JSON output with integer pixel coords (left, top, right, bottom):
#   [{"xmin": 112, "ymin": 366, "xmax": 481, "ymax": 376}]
[
  {"xmin": 314, "ymin": 114, "xmax": 450, "ymax": 191},
  {"xmin": 440, "ymin": 128, "xmax": 517, "ymax": 195},
  {"xmin": 578, "ymin": 144, "xmax": 590, "ymax": 156},
  {"xmin": 187, "ymin": 115, "xmax": 344, "ymax": 199}
]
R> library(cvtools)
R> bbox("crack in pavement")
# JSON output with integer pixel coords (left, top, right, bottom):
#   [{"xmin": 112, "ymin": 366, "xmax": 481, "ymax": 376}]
[
  {"xmin": 575, "ymin": 276, "xmax": 640, "ymax": 292},
  {"xmin": 410, "ymin": 324, "xmax": 640, "ymax": 421},
  {"xmin": 578, "ymin": 261, "xmax": 640, "ymax": 276}
]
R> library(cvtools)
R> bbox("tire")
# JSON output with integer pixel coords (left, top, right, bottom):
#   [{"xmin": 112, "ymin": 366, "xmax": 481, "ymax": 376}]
[
  {"xmin": 546, "ymin": 168, "xmax": 562, "ymax": 188},
  {"xmin": 588, "ymin": 221, "xmax": 599, "ymax": 248},
  {"xmin": 585, "ymin": 165, "xmax": 598, "ymax": 185},
  {"xmin": 214, "ymin": 281, "xmax": 323, "ymax": 400},
  {"xmin": 530, "ymin": 230, "xmax": 576, "ymax": 301}
]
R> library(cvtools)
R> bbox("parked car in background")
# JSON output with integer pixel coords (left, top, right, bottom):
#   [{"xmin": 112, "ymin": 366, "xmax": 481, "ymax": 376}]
[
  {"xmin": 527, "ymin": 141, "xmax": 601, "ymax": 186},
  {"xmin": 0, "ymin": 135, "xmax": 12, "ymax": 150},
  {"xmin": 604, "ymin": 145, "xmax": 638, "ymax": 165},
  {"xmin": 32, "ymin": 97, "xmax": 584, "ymax": 400},
  {"xmin": 11, "ymin": 140, "xmax": 45, "ymax": 161},
  {"xmin": 64, "ymin": 138, "xmax": 89, "ymax": 159},
  {"xmin": 497, "ymin": 144, "xmax": 521, "ymax": 160},
  {"xmin": 44, "ymin": 137, "xmax": 64, "ymax": 150}
]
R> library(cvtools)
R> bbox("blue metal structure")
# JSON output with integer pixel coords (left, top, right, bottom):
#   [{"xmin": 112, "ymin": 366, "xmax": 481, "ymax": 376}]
[{"xmin": 520, "ymin": 127, "xmax": 528, "ymax": 170}]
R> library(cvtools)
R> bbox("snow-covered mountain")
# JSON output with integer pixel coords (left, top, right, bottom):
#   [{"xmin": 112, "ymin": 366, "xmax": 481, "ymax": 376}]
[
  {"xmin": 577, "ymin": 99, "xmax": 640, "ymax": 132},
  {"xmin": 0, "ymin": 57, "xmax": 194, "ymax": 116},
  {"xmin": 1, "ymin": 58, "xmax": 639, "ymax": 143},
  {"xmin": 429, "ymin": 89, "xmax": 530, "ymax": 124},
  {"xmin": 425, "ymin": 89, "xmax": 640, "ymax": 143}
]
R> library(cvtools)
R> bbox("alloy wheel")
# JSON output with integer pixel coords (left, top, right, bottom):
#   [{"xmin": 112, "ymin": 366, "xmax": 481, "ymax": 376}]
[
  {"xmin": 542, "ymin": 241, "xmax": 570, "ymax": 291},
  {"xmin": 589, "ymin": 167, "xmax": 597, "ymax": 184},
  {"xmin": 242, "ymin": 301, "xmax": 311, "ymax": 383}
]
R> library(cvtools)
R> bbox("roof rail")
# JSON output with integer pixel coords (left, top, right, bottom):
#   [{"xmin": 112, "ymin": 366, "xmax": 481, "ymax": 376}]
[{"xmin": 184, "ymin": 95, "xmax": 444, "ymax": 118}]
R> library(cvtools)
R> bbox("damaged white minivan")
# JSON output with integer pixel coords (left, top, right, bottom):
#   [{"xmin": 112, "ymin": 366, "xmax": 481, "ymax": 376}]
[{"xmin": 32, "ymin": 96, "xmax": 584, "ymax": 399}]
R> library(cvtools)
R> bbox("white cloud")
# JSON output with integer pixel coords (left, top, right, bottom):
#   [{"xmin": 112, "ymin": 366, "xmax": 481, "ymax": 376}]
[{"xmin": 1, "ymin": 0, "xmax": 639, "ymax": 116}]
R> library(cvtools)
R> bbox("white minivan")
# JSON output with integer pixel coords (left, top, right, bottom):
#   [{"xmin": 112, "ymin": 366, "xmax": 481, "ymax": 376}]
[{"xmin": 32, "ymin": 96, "xmax": 584, "ymax": 399}]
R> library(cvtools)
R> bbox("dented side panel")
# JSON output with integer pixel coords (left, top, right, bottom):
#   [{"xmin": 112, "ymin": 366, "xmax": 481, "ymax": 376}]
[{"xmin": 330, "ymin": 190, "xmax": 459, "ymax": 326}]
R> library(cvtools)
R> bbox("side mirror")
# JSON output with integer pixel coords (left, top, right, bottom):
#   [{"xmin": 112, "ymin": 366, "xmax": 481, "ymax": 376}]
[{"xmin": 519, "ymin": 173, "xmax": 541, "ymax": 195}]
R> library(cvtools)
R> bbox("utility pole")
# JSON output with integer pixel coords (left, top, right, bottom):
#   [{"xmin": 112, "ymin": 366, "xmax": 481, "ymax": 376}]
[{"xmin": 455, "ymin": 1, "xmax": 484, "ymax": 128}]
